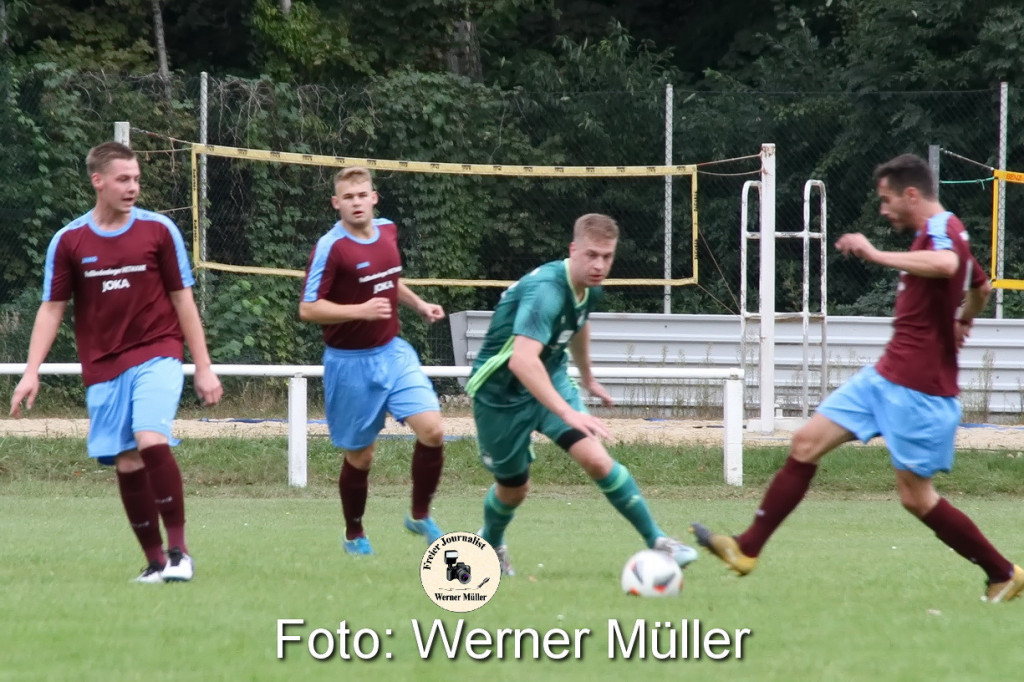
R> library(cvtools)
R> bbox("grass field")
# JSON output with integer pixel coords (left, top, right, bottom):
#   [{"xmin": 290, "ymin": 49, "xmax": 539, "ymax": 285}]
[{"xmin": 2, "ymin": 436, "xmax": 1024, "ymax": 681}]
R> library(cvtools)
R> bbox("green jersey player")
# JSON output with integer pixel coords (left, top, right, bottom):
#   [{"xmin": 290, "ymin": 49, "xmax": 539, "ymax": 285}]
[{"xmin": 466, "ymin": 213, "xmax": 698, "ymax": 576}]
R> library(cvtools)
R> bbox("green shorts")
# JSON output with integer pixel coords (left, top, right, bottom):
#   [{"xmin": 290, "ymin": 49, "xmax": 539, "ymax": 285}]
[{"xmin": 472, "ymin": 371, "xmax": 586, "ymax": 480}]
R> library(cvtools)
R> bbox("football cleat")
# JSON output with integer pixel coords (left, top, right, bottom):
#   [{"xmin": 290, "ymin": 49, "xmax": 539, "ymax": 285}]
[
  {"xmin": 343, "ymin": 535, "xmax": 374, "ymax": 555},
  {"xmin": 690, "ymin": 522, "xmax": 758, "ymax": 575},
  {"xmin": 495, "ymin": 545, "xmax": 516, "ymax": 577},
  {"xmin": 652, "ymin": 536, "xmax": 699, "ymax": 568},
  {"xmin": 984, "ymin": 564, "xmax": 1024, "ymax": 603},
  {"xmin": 134, "ymin": 560, "xmax": 165, "ymax": 584},
  {"xmin": 161, "ymin": 547, "xmax": 194, "ymax": 582},
  {"xmin": 404, "ymin": 515, "xmax": 444, "ymax": 544}
]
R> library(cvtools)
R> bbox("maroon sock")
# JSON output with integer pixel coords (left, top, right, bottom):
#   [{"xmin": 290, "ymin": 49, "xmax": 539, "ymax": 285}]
[
  {"xmin": 140, "ymin": 444, "xmax": 188, "ymax": 554},
  {"xmin": 410, "ymin": 441, "xmax": 444, "ymax": 519},
  {"xmin": 736, "ymin": 456, "xmax": 818, "ymax": 557},
  {"xmin": 116, "ymin": 468, "xmax": 166, "ymax": 565},
  {"xmin": 339, "ymin": 459, "xmax": 370, "ymax": 540},
  {"xmin": 921, "ymin": 498, "xmax": 1014, "ymax": 583}
]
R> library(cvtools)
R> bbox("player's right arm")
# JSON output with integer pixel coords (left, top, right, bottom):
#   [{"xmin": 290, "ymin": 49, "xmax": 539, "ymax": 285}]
[
  {"xmin": 298, "ymin": 297, "xmax": 391, "ymax": 324},
  {"xmin": 508, "ymin": 335, "xmax": 611, "ymax": 439},
  {"xmin": 299, "ymin": 237, "xmax": 392, "ymax": 324},
  {"xmin": 9, "ymin": 301, "xmax": 67, "ymax": 417}
]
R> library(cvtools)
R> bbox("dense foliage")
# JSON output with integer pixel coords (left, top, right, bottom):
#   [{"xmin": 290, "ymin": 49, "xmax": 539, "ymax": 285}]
[{"xmin": 2, "ymin": 0, "xmax": 1024, "ymax": 386}]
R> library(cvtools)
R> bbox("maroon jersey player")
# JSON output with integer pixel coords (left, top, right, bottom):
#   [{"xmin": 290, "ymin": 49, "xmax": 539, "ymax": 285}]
[{"xmin": 10, "ymin": 141, "xmax": 223, "ymax": 584}]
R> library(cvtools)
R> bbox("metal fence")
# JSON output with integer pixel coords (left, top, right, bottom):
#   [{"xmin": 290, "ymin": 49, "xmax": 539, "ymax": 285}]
[{"xmin": 0, "ymin": 70, "xmax": 1019, "ymax": 390}]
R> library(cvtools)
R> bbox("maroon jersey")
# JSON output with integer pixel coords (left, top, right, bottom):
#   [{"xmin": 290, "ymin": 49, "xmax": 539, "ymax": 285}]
[
  {"xmin": 874, "ymin": 212, "xmax": 987, "ymax": 397},
  {"xmin": 301, "ymin": 219, "xmax": 402, "ymax": 350},
  {"xmin": 43, "ymin": 208, "xmax": 193, "ymax": 386}
]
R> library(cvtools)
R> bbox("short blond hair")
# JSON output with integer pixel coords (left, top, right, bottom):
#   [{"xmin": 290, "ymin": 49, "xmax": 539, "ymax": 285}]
[
  {"xmin": 334, "ymin": 166, "xmax": 373, "ymax": 189},
  {"xmin": 573, "ymin": 213, "xmax": 619, "ymax": 241},
  {"xmin": 86, "ymin": 141, "xmax": 135, "ymax": 176}
]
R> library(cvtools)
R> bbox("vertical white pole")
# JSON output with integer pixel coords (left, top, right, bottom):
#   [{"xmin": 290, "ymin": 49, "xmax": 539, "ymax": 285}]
[
  {"xmin": 759, "ymin": 144, "xmax": 776, "ymax": 433},
  {"xmin": 818, "ymin": 184, "xmax": 829, "ymax": 401},
  {"xmin": 288, "ymin": 377, "xmax": 308, "ymax": 488},
  {"xmin": 996, "ymin": 82, "xmax": 1008, "ymax": 319},
  {"xmin": 198, "ymin": 72, "xmax": 210, "ymax": 316},
  {"xmin": 724, "ymin": 378, "xmax": 743, "ymax": 486},
  {"xmin": 663, "ymin": 84, "xmax": 674, "ymax": 314},
  {"xmin": 800, "ymin": 183, "xmax": 812, "ymax": 418},
  {"xmin": 114, "ymin": 121, "xmax": 130, "ymax": 146},
  {"xmin": 928, "ymin": 144, "xmax": 941, "ymax": 200},
  {"xmin": 739, "ymin": 180, "xmax": 759, "ymax": 413}
]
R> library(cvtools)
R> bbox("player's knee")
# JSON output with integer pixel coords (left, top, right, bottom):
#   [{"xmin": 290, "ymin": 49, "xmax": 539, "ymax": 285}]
[
  {"xmin": 415, "ymin": 423, "xmax": 444, "ymax": 448},
  {"xmin": 559, "ymin": 430, "xmax": 612, "ymax": 478},
  {"xmin": 900, "ymin": 497, "xmax": 927, "ymax": 518},
  {"xmin": 135, "ymin": 430, "xmax": 169, "ymax": 452},
  {"xmin": 408, "ymin": 413, "xmax": 444, "ymax": 447},
  {"xmin": 500, "ymin": 483, "xmax": 529, "ymax": 506},
  {"xmin": 555, "ymin": 428, "xmax": 588, "ymax": 452},
  {"xmin": 899, "ymin": 490, "xmax": 936, "ymax": 518},
  {"xmin": 114, "ymin": 450, "xmax": 144, "ymax": 473},
  {"xmin": 496, "ymin": 472, "xmax": 530, "ymax": 505},
  {"xmin": 789, "ymin": 427, "xmax": 822, "ymax": 462},
  {"xmin": 345, "ymin": 447, "xmax": 374, "ymax": 470}
]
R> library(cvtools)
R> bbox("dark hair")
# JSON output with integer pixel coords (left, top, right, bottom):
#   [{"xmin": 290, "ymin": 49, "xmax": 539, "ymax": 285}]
[
  {"xmin": 86, "ymin": 141, "xmax": 136, "ymax": 176},
  {"xmin": 873, "ymin": 154, "xmax": 936, "ymax": 199}
]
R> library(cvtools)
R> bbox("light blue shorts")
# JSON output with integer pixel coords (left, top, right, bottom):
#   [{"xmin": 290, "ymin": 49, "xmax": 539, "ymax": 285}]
[
  {"xmin": 85, "ymin": 356, "xmax": 184, "ymax": 464},
  {"xmin": 816, "ymin": 365, "xmax": 961, "ymax": 478},
  {"xmin": 322, "ymin": 337, "xmax": 440, "ymax": 451}
]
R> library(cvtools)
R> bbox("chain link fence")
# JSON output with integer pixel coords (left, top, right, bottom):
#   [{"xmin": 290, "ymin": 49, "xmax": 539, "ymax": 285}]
[{"xmin": 1, "ymin": 69, "xmax": 1019, "ymax": 404}]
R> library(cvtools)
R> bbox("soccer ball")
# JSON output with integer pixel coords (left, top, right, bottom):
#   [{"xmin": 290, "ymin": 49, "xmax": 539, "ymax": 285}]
[{"xmin": 621, "ymin": 549, "xmax": 683, "ymax": 597}]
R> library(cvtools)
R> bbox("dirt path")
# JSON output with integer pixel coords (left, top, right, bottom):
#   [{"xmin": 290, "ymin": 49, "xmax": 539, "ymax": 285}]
[{"xmin": 3, "ymin": 416, "xmax": 1024, "ymax": 450}]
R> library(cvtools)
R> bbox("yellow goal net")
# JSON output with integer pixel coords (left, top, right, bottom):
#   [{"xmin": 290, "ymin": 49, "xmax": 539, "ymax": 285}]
[
  {"xmin": 189, "ymin": 144, "xmax": 699, "ymax": 288},
  {"xmin": 991, "ymin": 168, "xmax": 1024, "ymax": 290}
]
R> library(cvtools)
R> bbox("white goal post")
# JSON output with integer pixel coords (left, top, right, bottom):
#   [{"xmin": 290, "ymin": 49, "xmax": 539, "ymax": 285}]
[{"xmin": 0, "ymin": 364, "xmax": 745, "ymax": 487}]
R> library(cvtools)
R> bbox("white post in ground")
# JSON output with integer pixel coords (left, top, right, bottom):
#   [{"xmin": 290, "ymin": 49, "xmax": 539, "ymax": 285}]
[
  {"xmin": 723, "ymin": 378, "xmax": 743, "ymax": 486},
  {"xmin": 287, "ymin": 377, "xmax": 308, "ymax": 487}
]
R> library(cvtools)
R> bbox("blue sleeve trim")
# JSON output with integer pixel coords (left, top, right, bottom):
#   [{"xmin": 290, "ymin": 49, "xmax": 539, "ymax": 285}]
[
  {"xmin": 926, "ymin": 211, "xmax": 954, "ymax": 251},
  {"xmin": 42, "ymin": 215, "xmax": 89, "ymax": 301},
  {"xmin": 303, "ymin": 227, "xmax": 344, "ymax": 301}
]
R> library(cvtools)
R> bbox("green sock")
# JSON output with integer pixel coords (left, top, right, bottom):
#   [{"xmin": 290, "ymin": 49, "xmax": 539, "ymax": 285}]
[
  {"xmin": 481, "ymin": 483, "xmax": 516, "ymax": 546},
  {"xmin": 595, "ymin": 462, "xmax": 663, "ymax": 547}
]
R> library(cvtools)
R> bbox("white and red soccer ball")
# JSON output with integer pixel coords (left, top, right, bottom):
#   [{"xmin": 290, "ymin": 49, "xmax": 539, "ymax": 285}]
[{"xmin": 621, "ymin": 549, "xmax": 683, "ymax": 597}]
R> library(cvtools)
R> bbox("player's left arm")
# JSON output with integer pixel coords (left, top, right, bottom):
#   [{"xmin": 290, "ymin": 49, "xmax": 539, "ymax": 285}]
[
  {"xmin": 168, "ymin": 288, "xmax": 224, "ymax": 406},
  {"xmin": 398, "ymin": 281, "xmax": 445, "ymax": 323},
  {"xmin": 568, "ymin": 322, "xmax": 613, "ymax": 407},
  {"xmin": 156, "ymin": 219, "xmax": 224, "ymax": 406}
]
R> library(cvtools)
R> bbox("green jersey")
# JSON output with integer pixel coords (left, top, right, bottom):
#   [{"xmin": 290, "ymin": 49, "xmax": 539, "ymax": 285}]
[{"xmin": 466, "ymin": 259, "xmax": 604, "ymax": 407}]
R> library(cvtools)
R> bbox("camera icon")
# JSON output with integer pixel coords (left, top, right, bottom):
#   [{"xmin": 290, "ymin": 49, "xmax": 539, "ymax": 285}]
[{"xmin": 444, "ymin": 549, "xmax": 472, "ymax": 584}]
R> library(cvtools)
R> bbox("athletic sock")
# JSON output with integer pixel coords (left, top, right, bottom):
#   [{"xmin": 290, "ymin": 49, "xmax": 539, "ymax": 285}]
[
  {"xmin": 410, "ymin": 441, "xmax": 444, "ymax": 520},
  {"xmin": 736, "ymin": 456, "xmax": 817, "ymax": 557},
  {"xmin": 595, "ymin": 461, "xmax": 663, "ymax": 547},
  {"xmin": 140, "ymin": 443, "xmax": 188, "ymax": 554},
  {"xmin": 481, "ymin": 483, "xmax": 516, "ymax": 547},
  {"xmin": 339, "ymin": 459, "xmax": 370, "ymax": 540},
  {"xmin": 921, "ymin": 497, "xmax": 1015, "ymax": 583},
  {"xmin": 116, "ymin": 468, "xmax": 166, "ymax": 565}
]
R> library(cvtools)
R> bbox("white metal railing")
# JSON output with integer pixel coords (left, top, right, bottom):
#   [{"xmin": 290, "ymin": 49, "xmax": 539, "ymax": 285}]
[{"xmin": 0, "ymin": 363, "xmax": 746, "ymax": 487}]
